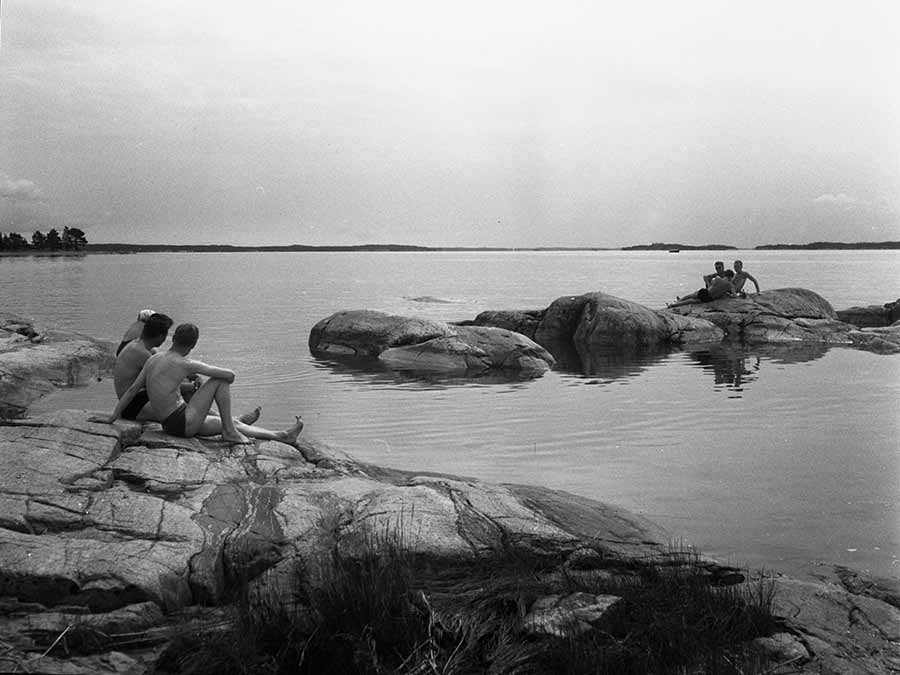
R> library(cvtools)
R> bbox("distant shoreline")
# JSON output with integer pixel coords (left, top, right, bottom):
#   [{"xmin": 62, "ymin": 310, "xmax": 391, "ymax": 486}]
[{"xmin": 1, "ymin": 241, "xmax": 898, "ymax": 256}]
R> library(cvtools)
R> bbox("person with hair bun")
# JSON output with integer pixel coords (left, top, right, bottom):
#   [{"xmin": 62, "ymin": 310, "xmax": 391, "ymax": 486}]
[
  {"xmin": 116, "ymin": 308, "xmax": 156, "ymax": 356},
  {"xmin": 98, "ymin": 322, "xmax": 302, "ymax": 447}
]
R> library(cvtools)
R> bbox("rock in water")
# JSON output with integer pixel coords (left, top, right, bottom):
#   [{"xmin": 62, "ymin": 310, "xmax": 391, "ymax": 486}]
[{"xmin": 309, "ymin": 309, "xmax": 554, "ymax": 377}]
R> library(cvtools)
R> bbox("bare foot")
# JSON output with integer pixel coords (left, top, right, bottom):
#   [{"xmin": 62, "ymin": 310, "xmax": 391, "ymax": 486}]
[
  {"xmin": 277, "ymin": 416, "xmax": 304, "ymax": 446},
  {"xmin": 221, "ymin": 430, "xmax": 252, "ymax": 444},
  {"xmin": 238, "ymin": 406, "xmax": 262, "ymax": 425}
]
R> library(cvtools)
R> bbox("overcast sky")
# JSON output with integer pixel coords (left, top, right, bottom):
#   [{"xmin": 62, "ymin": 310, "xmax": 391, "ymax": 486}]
[{"xmin": 1, "ymin": 1, "xmax": 898, "ymax": 247}]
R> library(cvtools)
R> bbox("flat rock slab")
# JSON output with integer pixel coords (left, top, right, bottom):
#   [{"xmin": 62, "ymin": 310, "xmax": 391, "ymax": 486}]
[
  {"xmin": 2, "ymin": 410, "xmax": 899, "ymax": 673},
  {"xmin": 0, "ymin": 408, "xmax": 667, "ymax": 618}
]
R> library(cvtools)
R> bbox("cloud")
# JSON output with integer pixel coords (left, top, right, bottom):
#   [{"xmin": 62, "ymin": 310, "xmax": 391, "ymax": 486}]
[
  {"xmin": 812, "ymin": 193, "xmax": 863, "ymax": 207},
  {"xmin": 0, "ymin": 174, "xmax": 43, "ymax": 202}
]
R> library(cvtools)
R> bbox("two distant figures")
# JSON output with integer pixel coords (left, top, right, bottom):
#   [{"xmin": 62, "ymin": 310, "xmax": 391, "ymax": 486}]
[
  {"xmin": 668, "ymin": 260, "xmax": 760, "ymax": 309},
  {"xmin": 91, "ymin": 310, "xmax": 303, "ymax": 448}
]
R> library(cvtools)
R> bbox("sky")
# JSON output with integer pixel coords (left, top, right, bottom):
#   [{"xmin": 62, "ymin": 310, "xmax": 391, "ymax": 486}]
[{"xmin": 1, "ymin": 1, "xmax": 898, "ymax": 248}]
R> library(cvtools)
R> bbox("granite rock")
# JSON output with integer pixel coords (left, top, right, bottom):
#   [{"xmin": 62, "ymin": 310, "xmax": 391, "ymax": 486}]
[
  {"xmin": 0, "ymin": 312, "xmax": 115, "ymax": 418},
  {"xmin": 310, "ymin": 309, "xmax": 555, "ymax": 377},
  {"xmin": 836, "ymin": 298, "xmax": 900, "ymax": 328}
]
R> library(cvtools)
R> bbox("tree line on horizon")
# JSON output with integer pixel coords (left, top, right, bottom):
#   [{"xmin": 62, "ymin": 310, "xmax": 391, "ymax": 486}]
[{"xmin": 0, "ymin": 226, "xmax": 88, "ymax": 252}]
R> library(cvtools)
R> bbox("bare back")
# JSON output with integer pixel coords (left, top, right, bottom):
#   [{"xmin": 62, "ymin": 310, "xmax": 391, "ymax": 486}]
[
  {"xmin": 144, "ymin": 350, "xmax": 235, "ymax": 421},
  {"xmin": 113, "ymin": 341, "xmax": 152, "ymax": 398},
  {"xmin": 144, "ymin": 351, "xmax": 195, "ymax": 419}
]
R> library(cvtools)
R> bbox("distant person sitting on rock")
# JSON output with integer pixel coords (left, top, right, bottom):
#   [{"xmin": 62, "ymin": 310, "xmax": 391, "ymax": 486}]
[
  {"xmin": 703, "ymin": 261, "xmax": 727, "ymax": 288},
  {"xmin": 731, "ymin": 260, "xmax": 760, "ymax": 297},
  {"xmin": 112, "ymin": 313, "xmax": 260, "ymax": 425},
  {"xmin": 117, "ymin": 308, "xmax": 156, "ymax": 356},
  {"xmin": 97, "ymin": 323, "xmax": 302, "ymax": 447},
  {"xmin": 669, "ymin": 270, "xmax": 736, "ymax": 308}
]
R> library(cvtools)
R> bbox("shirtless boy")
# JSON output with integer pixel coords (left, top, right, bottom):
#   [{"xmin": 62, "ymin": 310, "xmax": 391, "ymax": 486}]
[
  {"xmin": 669, "ymin": 269, "xmax": 736, "ymax": 308},
  {"xmin": 114, "ymin": 313, "xmax": 174, "ymax": 421},
  {"xmin": 702, "ymin": 261, "xmax": 726, "ymax": 288},
  {"xmin": 99, "ymin": 323, "xmax": 302, "ymax": 446},
  {"xmin": 731, "ymin": 260, "xmax": 760, "ymax": 296},
  {"xmin": 113, "ymin": 314, "xmax": 259, "ymax": 425}
]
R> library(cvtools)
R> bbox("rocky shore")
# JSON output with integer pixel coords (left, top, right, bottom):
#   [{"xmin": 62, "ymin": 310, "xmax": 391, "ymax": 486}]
[{"xmin": 2, "ymin": 309, "xmax": 899, "ymax": 673}]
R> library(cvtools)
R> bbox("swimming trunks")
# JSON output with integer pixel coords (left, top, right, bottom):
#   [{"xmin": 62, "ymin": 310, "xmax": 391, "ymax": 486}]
[
  {"xmin": 120, "ymin": 389, "xmax": 150, "ymax": 421},
  {"xmin": 161, "ymin": 404, "xmax": 188, "ymax": 437},
  {"xmin": 697, "ymin": 288, "xmax": 712, "ymax": 303}
]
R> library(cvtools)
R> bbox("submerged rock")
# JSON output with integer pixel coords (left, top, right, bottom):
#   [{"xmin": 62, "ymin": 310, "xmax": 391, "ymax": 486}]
[{"xmin": 309, "ymin": 309, "xmax": 555, "ymax": 377}]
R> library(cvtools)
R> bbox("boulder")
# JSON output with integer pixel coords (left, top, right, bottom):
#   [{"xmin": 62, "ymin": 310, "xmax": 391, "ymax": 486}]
[
  {"xmin": 471, "ymin": 293, "xmax": 723, "ymax": 375},
  {"xmin": 524, "ymin": 592, "xmax": 622, "ymax": 637},
  {"xmin": 475, "ymin": 293, "xmax": 723, "ymax": 354},
  {"xmin": 662, "ymin": 288, "xmax": 854, "ymax": 344},
  {"xmin": 0, "ymin": 312, "xmax": 115, "ymax": 418},
  {"xmin": 474, "ymin": 290, "xmax": 874, "ymax": 361},
  {"xmin": 837, "ymin": 298, "xmax": 900, "ymax": 327},
  {"xmin": 310, "ymin": 309, "xmax": 554, "ymax": 377}
]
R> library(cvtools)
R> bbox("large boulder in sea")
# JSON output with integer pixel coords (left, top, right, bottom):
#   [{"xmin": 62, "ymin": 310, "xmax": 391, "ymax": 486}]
[
  {"xmin": 0, "ymin": 312, "xmax": 115, "ymax": 418},
  {"xmin": 309, "ymin": 309, "xmax": 555, "ymax": 377},
  {"xmin": 471, "ymin": 292, "xmax": 724, "ymax": 372},
  {"xmin": 663, "ymin": 288, "xmax": 855, "ymax": 344}
]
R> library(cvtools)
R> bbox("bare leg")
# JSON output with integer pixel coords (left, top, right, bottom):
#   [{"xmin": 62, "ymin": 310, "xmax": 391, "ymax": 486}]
[
  {"xmin": 184, "ymin": 378, "xmax": 248, "ymax": 443},
  {"xmin": 232, "ymin": 416, "xmax": 304, "ymax": 446},
  {"xmin": 667, "ymin": 292, "xmax": 701, "ymax": 308}
]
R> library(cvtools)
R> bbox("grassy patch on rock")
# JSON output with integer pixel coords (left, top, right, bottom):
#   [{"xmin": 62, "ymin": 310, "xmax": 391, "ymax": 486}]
[{"xmin": 158, "ymin": 532, "xmax": 783, "ymax": 674}]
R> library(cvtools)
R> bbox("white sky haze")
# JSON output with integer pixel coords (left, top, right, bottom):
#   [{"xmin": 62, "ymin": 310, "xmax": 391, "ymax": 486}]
[{"xmin": 1, "ymin": 0, "xmax": 898, "ymax": 246}]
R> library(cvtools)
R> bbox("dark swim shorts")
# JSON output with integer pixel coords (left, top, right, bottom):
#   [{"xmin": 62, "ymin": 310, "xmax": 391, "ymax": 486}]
[
  {"xmin": 120, "ymin": 389, "xmax": 150, "ymax": 421},
  {"xmin": 162, "ymin": 404, "xmax": 188, "ymax": 437},
  {"xmin": 698, "ymin": 288, "xmax": 712, "ymax": 303}
]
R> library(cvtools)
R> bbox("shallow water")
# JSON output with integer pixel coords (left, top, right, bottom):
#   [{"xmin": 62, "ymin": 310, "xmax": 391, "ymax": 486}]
[{"xmin": 4, "ymin": 249, "xmax": 899, "ymax": 579}]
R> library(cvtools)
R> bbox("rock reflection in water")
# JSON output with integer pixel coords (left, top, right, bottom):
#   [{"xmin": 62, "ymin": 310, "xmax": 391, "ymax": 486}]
[
  {"xmin": 547, "ymin": 338, "xmax": 676, "ymax": 382},
  {"xmin": 308, "ymin": 354, "xmax": 537, "ymax": 389},
  {"xmin": 687, "ymin": 342, "xmax": 832, "ymax": 394}
]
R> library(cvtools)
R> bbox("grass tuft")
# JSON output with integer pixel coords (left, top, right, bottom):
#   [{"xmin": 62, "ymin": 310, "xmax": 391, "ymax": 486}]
[{"xmin": 157, "ymin": 533, "xmax": 783, "ymax": 674}]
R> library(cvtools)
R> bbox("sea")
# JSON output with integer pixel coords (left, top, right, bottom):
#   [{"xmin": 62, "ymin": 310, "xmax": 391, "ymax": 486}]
[{"xmin": 3, "ymin": 249, "xmax": 899, "ymax": 581}]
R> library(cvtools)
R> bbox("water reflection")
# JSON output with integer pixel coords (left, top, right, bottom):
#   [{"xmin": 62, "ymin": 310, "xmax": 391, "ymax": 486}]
[
  {"xmin": 312, "ymin": 339, "xmax": 835, "ymax": 394},
  {"xmin": 309, "ymin": 354, "xmax": 535, "ymax": 389},
  {"xmin": 687, "ymin": 342, "xmax": 832, "ymax": 395}
]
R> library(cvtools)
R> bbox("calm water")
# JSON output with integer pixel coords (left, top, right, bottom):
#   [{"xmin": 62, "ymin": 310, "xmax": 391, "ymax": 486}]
[{"xmin": 4, "ymin": 250, "xmax": 899, "ymax": 580}]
